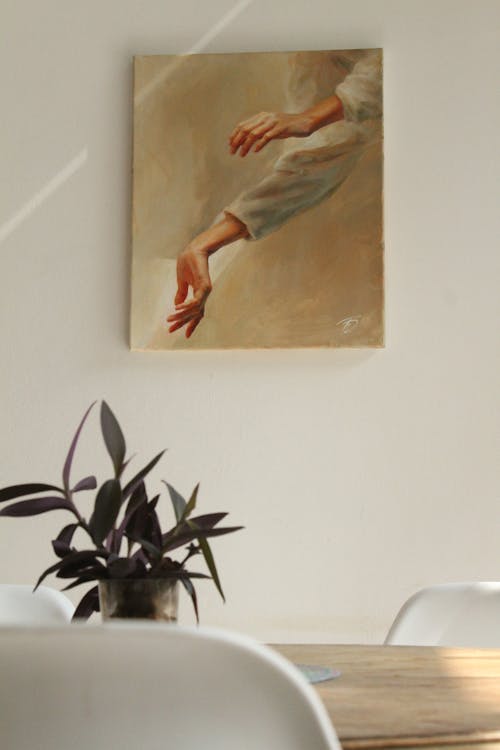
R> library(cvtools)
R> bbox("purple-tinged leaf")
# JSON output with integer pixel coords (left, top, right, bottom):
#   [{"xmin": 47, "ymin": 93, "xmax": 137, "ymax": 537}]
[
  {"xmin": 180, "ymin": 575, "xmax": 199, "ymax": 624},
  {"xmin": 62, "ymin": 401, "xmax": 97, "ymax": 491},
  {"xmin": 56, "ymin": 523, "xmax": 79, "ymax": 546},
  {"xmin": 89, "ymin": 479, "xmax": 122, "ymax": 546},
  {"xmin": 34, "ymin": 550, "xmax": 109, "ymax": 590},
  {"xmin": 103, "ymin": 528, "xmax": 115, "ymax": 554},
  {"xmin": 145, "ymin": 499, "xmax": 162, "ymax": 550},
  {"xmin": 100, "ymin": 401, "xmax": 126, "ymax": 479},
  {"xmin": 72, "ymin": 476, "xmax": 97, "ymax": 492},
  {"xmin": 72, "ymin": 586, "xmax": 100, "ymax": 621},
  {"xmin": 125, "ymin": 505, "xmax": 148, "ymax": 546},
  {"xmin": 131, "ymin": 548, "xmax": 148, "ymax": 565},
  {"xmin": 122, "ymin": 450, "xmax": 166, "ymax": 501},
  {"xmin": 56, "ymin": 559, "xmax": 107, "ymax": 579},
  {"xmin": 0, "ymin": 496, "xmax": 72, "ymax": 517},
  {"xmin": 162, "ymin": 526, "xmax": 243, "ymax": 554},
  {"xmin": 154, "ymin": 564, "xmax": 210, "ymax": 582},
  {"xmin": 62, "ymin": 572, "xmax": 107, "ymax": 591},
  {"xmin": 161, "ymin": 513, "xmax": 228, "ymax": 548},
  {"xmin": 34, "ymin": 559, "xmax": 68, "ymax": 590},
  {"xmin": 127, "ymin": 535, "xmax": 161, "ymax": 560},
  {"xmin": 124, "ymin": 481, "xmax": 148, "ymax": 521},
  {"xmin": 52, "ymin": 540, "xmax": 72, "ymax": 558},
  {"xmin": 149, "ymin": 495, "xmax": 159, "ymax": 512},
  {"xmin": 126, "ymin": 497, "xmax": 161, "ymax": 559},
  {"xmin": 107, "ymin": 557, "xmax": 138, "ymax": 578},
  {"xmin": 120, "ymin": 454, "xmax": 135, "ymax": 477},
  {"xmin": 107, "ymin": 529, "xmax": 122, "ymax": 555},
  {"xmin": 52, "ymin": 524, "xmax": 79, "ymax": 560},
  {"xmin": 134, "ymin": 558, "xmax": 147, "ymax": 577},
  {"xmin": 114, "ymin": 483, "xmax": 150, "ymax": 555},
  {"xmin": 126, "ymin": 482, "xmax": 147, "ymax": 512},
  {"xmin": 0, "ymin": 483, "xmax": 63, "ymax": 503},
  {"xmin": 186, "ymin": 512, "xmax": 228, "ymax": 529},
  {"xmin": 54, "ymin": 552, "xmax": 108, "ymax": 575},
  {"xmin": 154, "ymin": 557, "xmax": 181, "ymax": 574}
]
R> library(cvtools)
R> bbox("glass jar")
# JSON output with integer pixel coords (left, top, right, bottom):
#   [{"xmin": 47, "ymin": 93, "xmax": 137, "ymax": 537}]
[{"xmin": 98, "ymin": 578, "xmax": 179, "ymax": 621}]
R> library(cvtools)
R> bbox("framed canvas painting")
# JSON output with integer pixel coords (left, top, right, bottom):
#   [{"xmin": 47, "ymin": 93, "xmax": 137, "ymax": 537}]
[{"xmin": 131, "ymin": 49, "xmax": 384, "ymax": 350}]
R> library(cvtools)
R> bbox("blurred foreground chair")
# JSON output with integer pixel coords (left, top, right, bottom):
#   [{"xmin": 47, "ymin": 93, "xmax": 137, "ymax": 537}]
[
  {"xmin": 0, "ymin": 584, "xmax": 74, "ymax": 625},
  {"xmin": 0, "ymin": 623, "xmax": 340, "ymax": 750},
  {"xmin": 385, "ymin": 582, "xmax": 500, "ymax": 647}
]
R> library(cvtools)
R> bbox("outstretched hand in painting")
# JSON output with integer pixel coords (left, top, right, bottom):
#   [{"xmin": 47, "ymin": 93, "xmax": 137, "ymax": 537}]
[
  {"xmin": 167, "ymin": 213, "xmax": 249, "ymax": 337},
  {"xmin": 228, "ymin": 95, "xmax": 344, "ymax": 157},
  {"xmin": 167, "ymin": 94, "xmax": 345, "ymax": 337}
]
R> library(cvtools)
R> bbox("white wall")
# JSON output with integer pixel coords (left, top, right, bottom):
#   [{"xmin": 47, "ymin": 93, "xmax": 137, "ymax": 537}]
[{"xmin": 1, "ymin": 0, "xmax": 498, "ymax": 643}]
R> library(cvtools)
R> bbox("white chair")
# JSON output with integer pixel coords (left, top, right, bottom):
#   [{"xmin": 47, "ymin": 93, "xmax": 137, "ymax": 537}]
[
  {"xmin": 0, "ymin": 584, "xmax": 74, "ymax": 625},
  {"xmin": 0, "ymin": 623, "xmax": 340, "ymax": 750},
  {"xmin": 385, "ymin": 582, "xmax": 500, "ymax": 647}
]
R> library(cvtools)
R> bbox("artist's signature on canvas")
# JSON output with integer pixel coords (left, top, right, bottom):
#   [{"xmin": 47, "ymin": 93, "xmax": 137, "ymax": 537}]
[{"xmin": 336, "ymin": 315, "xmax": 362, "ymax": 334}]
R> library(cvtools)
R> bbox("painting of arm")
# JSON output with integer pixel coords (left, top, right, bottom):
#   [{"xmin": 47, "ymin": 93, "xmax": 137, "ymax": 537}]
[{"xmin": 167, "ymin": 52, "xmax": 382, "ymax": 338}]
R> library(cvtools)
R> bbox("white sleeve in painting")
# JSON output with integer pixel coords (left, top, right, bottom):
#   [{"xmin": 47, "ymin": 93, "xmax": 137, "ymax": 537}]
[
  {"xmin": 224, "ymin": 52, "xmax": 382, "ymax": 241},
  {"xmin": 335, "ymin": 52, "xmax": 383, "ymax": 123},
  {"xmin": 225, "ymin": 123, "xmax": 367, "ymax": 240}
]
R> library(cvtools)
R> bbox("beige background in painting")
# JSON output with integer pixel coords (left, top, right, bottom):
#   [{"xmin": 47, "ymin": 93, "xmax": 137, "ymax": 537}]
[{"xmin": 131, "ymin": 52, "xmax": 383, "ymax": 350}]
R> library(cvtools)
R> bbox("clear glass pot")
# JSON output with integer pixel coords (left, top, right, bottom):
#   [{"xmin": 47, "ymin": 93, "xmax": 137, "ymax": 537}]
[{"xmin": 98, "ymin": 578, "xmax": 179, "ymax": 622}]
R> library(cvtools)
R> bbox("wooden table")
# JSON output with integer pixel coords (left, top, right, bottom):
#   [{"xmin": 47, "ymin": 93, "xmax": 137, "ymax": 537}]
[{"xmin": 273, "ymin": 645, "xmax": 500, "ymax": 750}]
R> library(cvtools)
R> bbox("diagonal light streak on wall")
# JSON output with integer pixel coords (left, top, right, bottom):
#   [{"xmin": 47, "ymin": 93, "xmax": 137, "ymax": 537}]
[
  {"xmin": 0, "ymin": 1, "xmax": 253, "ymax": 245},
  {"xmin": 186, "ymin": 0, "xmax": 253, "ymax": 54},
  {"xmin": 0, "ymin": 149, "xmax": 88, "ymax": 246},
  {"xmin": 134, "ymin": 0, "xmax": 254, "ymax": 107}
]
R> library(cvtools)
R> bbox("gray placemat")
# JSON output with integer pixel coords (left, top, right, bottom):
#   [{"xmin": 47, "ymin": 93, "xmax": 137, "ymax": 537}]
[{"xmin": 295, "ymin": 664, "xmax": 341, "ymax": 684}]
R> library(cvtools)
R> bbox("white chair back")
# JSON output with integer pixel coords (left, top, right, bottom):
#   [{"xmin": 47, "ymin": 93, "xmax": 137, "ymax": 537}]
[
  {"xmin": 0, "ymin": 623, "xmax": 340, "ymax": 750},
  {"xmin": 0, "ymin": 584, "xmax": 74, "ymax": 625},
  {"xmin": 385, "ymin": 582, "xmax": 500, "ymax": 647}
]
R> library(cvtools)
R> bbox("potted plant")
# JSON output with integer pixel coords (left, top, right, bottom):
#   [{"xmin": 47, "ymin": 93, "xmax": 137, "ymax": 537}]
[{"xmin": 0, "ymin": 401, "xmax": 242, "ymax": 621}]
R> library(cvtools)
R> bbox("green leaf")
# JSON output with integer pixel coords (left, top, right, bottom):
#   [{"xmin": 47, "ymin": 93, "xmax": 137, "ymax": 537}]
[
  {"xmin": 183, "ymin": 484, "xmax": 199, "ymax": 522},
  {"xmin": 89, "ymin": 479, "xmax": 122, "ymax": 546},
  {"xmin": 180, "ymin": 575, "xmax": 199, "ymax": 624},
  {"xmin": 165, "ymin": 482, "xmax": 199, "ymax": 525},
  {"xmin": 164, "ymin": 482, "xmax": 186, "ymax": 523},
  {"xmin": 185, "ymin": 512, "xmax": 227, "ymax": 529},
  {"xmin": 198, "ymin": 537, "xmax": 225, "ymax": 601},
  {"xmin": 100, "ymin": 401, "xmax": 126, "ymax": 478}
]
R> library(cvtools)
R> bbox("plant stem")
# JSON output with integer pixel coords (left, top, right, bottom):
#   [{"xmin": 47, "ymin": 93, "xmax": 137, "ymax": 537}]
[
  {"xmin": 65, "ymin": 489, "xmax": 94, "ymax": 542},
  {"xmin": 179, "ymin": 545, "xmax": 200, "ymax": 567}
]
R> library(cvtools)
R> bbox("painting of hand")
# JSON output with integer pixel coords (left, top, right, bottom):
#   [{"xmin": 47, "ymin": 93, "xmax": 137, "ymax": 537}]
[
  {"xmin": 167, "ymin": 244, "xmax": 212, "ymax": 338},
  {"xmin": 229, "ymin": 111, "xmax": 312, "ymax": 157},
  {"xmin": 167, "ymin": 213, "xmax": 249, "ymax": 337}
]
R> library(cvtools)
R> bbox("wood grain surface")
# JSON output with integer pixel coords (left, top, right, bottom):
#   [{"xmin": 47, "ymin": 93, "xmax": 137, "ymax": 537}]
[{"xmin": 272, "ymin": 645, "xmax": 500, "ymax": 749}]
